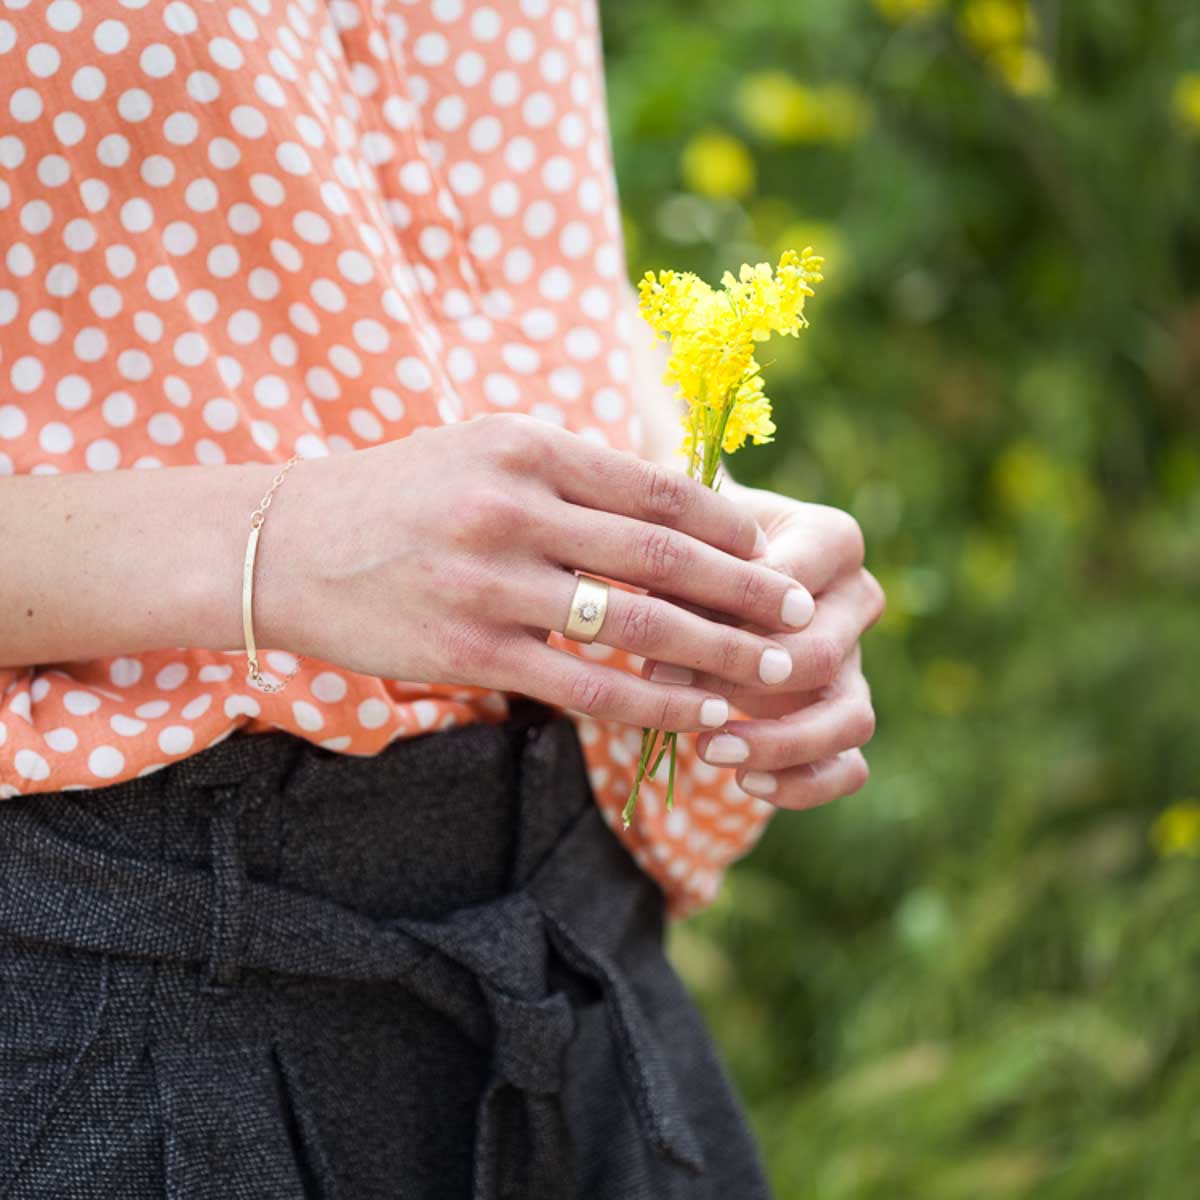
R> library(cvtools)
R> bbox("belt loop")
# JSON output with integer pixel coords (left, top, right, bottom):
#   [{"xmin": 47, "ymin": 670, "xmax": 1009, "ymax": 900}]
[{"xmin": 199, "ymin": 784, "xmax": 248, "ymax": 997}]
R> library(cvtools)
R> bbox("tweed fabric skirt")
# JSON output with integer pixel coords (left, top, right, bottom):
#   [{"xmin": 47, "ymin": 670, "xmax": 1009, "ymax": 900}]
[{"xmin": 0, "ymin": 698, "xmax": 774, "ymax": 1199}]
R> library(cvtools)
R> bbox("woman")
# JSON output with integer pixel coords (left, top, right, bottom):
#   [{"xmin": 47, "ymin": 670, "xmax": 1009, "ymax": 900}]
[{"xmin": 0, "ymin": 1, "xmax": 884, "ymax": 1196}]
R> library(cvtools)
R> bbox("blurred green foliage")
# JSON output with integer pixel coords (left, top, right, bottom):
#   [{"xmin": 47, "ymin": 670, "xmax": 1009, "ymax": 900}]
[{"xmin": 600, "ymin": 0, "xmax": 1200, "ymax": 1194}]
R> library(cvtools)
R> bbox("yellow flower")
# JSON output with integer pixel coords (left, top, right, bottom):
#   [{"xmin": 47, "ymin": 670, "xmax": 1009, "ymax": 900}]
[
  {"xmin": 1172, "ymin": 74, "xmax": 1200, "ymax": 133},
  {"xmin": 637, "ymin": 248, "xmax": 822, "ymax": 480},
  {"xmin": 735, "ymin": 74, "xmax": 872, "ymax": 145},
  {"xmin": 722, "ymin": 247, "xmax": 825, "ymax": 341},
  {"xmin": 959, "ymin": 0, "xmax": 1034, "ymax": 54},
  {"xmin": 990, "ymin": 45, "xmax": 1053, "ymax": 96},
  {"xmin": 629, "ymin": 247, "xmax": 825, "ymax": 825},
  {"xmin": 1150, "ymin": 802, "xmax": 1200, "ymax": 859},
  {"xmin": 873, "ymin": 0, "xmax": 945, "ymax": 24},
  {"xmin": 721, "ymin": 370, "xmax": 777, "ymax": 453},
  {"xmin": 680, "ymin": 129, "xmax": 756, "ymax": 200}
]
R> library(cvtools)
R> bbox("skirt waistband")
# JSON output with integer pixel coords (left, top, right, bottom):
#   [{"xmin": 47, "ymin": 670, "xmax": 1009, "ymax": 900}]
[
  {"xmin": 0, "ymin": 698, "xmax": 707, "ymax": 1197},
  {"xmin": 19, "ymin": 696, "xmax": 583, "ymax": 921}
]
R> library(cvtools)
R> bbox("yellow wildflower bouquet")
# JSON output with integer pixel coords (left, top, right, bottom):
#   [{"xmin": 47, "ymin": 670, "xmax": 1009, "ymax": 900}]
[{"xmin": 624, "ymin": 247, "xmax": 825, "ymax": 828}]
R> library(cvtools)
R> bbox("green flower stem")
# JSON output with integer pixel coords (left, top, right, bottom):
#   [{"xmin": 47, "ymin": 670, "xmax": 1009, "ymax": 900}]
[
  {"xmin": 623, "ymin": 724, "xmax": 661, "ymax": 829},
  {"xmin": 623, "ymin": 388, "xmax": 739, "ymax": 827}
]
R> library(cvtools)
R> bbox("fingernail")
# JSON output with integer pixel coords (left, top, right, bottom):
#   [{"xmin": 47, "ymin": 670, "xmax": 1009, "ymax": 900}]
[
  {"xmin": 704, "ymin": 734, "xmax": 749, "ymax": 764},
  {"xmin": 700, "ymin": 698, "xmax": 728, "ymax": 727},
  {"xmin": 752, "ymin": 525, "xmax": 768, "ymax": 556},
  {"xmin": 758, "ymin": 647, "xmax": 792, "ymax": 685},
  {"xmin": 650, "ymin": 662, "xmax": 694, "ymax": 685},
  {"xmin": 741, "ymin": 771, "xmax": 777, "ymax": 796},
  {"xmin": 781, "ymin": 587, "xmax": 814, "ymax": 628}
]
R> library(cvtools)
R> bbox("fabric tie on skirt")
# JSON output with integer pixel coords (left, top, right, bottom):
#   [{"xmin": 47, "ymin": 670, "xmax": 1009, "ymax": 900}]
[{"xmin": 0, "ymin": 725, "xmax": 708, "ymax": 1199}]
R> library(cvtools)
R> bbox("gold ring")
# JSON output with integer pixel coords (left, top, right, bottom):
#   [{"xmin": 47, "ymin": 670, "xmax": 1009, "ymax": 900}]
[{"xmin": 563, "ymin": 573, "xmax": 609, "ymax": 644}]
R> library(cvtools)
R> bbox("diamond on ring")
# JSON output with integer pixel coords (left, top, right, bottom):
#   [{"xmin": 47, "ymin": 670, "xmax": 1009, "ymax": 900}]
[{"xmin": 564, "ymin": 573, "xmax": 609, "ymax": 644}]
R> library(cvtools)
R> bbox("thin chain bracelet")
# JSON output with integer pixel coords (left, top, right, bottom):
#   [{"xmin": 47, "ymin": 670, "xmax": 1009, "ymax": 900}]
[{"xmin": 242, "ymin": 452, "xmax": 304, "ymax": 694}]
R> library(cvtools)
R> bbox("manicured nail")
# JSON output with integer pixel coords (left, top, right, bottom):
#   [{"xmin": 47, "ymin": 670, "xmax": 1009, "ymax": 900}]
[
  {"xmin": 781, "ymin": 587, "xmax": 814, "ymax": 628},
  {"xmin": 741, "ymin": 771, "xmax": 777, "ymax": 796},
  {"xmin": 650, "ymin": 662, "xmax": 694, "ymax": 685},
  {"xmin": 753, "ymin": 525, "xmax": 768, "ymax": 556},
  {"xmin": 758, "ymin": 647, "xmax": 792, "ymax": 685},
  {"xmin": 704, "ymin": 734, "xmax": 749, "ymax": 764},
  {"xmin": 700, "ymin": 698, "xmax": 728, "ymax": 727}
]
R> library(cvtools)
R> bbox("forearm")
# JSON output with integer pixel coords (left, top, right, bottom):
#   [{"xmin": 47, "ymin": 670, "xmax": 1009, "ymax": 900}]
[{"xmin": 0, "ymin": 460, "xmax": 294, "ymax": 670}]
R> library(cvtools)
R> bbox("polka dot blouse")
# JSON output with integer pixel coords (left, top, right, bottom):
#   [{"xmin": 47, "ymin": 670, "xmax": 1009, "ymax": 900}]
[{"xmin": 0, "ymin": 0, "xmax": 776, "ymax": 920}]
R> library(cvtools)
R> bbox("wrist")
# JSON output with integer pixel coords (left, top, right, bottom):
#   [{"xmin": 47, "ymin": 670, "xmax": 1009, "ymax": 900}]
[{"xmin": 187, "ymin": 457, "xmax": 312, "ymax": 661}]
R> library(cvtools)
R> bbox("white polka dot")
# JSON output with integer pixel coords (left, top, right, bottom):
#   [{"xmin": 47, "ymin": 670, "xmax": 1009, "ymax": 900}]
[
  {"xmin": 148, "ymin": 412, "xmax": 184, "ymax": 445},
  {"xmin": 94, "ymin": 20, "xmax": 130, "ymax": 54},
  {"xmin": 0, "ymin": 405, "xmax": 26, "ymax": 438},
  {"xmin": 292, "ymin": 701, "xmax": 324, "ymax": 732},
  {"xmin": 38, "ymin": 155, "xmax": 71, "ymax": 187},
  {"xmin": 86, "ymin": 439, "xmax": 120, "ymax": 470},
  {"xmin": 37, "ymin": 420, "xmax": 71, "ymax": 454},
  {"xmin": 64, "ymin": 689, "xmax": 101, "ymax": 716},
  {"xmin": 357, "ymin": 698, "xmax": 390, "ymax": 729},
  {"xmin": 118, "ymin": 89, "xmax": 153, "ymax": 122},
  {"xmin": 29, "ymin": 310, "xmax": 63, "ymax": 343},
  {"xmin": 164, "ymin": 111, "xmax": 198, "ymax": 145},
  {"xmin": 276, "ymin": 141, "xmax": 311, "ymax": 175},
  {"xmin": 11, "ymin": 357, "xmax": 44, "ymax": 394},
  {"xmin": 46, "ymin": 2, "xmax": 82, "ymax": 33},
  {"xmin": 414, "ymin": 32, "xmax": 449, "ymax": 65},
  {"xmin": 470, "ymin": 116, "xmax": 502, "ymax": 152},
  {"xmin": 15, "ymin": 749, "xmax": 51, "ymax": 782},
  {"xmin": 158, "ymin": 725, "xmax": 195, "ymax": 755},
  {"xmin": 209, "ymin": 36, "xmax": 243, "ymax": 71},
  {"xmin": 87, "ymin": 744, "xmax": 126, "ymax": 782},
  {"xmin": 155, "ymin": 662, "xmax": 189, "ymax": 690},
  {"xmin": 27, "ymin": 43, "xmax": 60, "ymax": 78},
  {"xmin": 471, "ymin": 8, "xmax": 502, "ymax": 40},
  {"xmin": 396, "ymin": 357, "xmax": 432, "ymax": 392},
  {"xmin": 491, "ymin": 70, "xmax": 521, "ymax": 107},
  {"xmin": 45, "ymin": 726, "xmax": 80, "ymax": 751},
  {"xmin": 225, "ymin": 694, "xmax": 261, "ymax": 719},
  {"xmin": 72, "ymin": 66, "xmax": 106, "ymax": 102},
  {"xmin": 140, "ymin": 155, "xmax": 176, "ymax": 188},
  {"xmin": 484, "ymin": 373, "xmax": 520, "ymax": 406}
]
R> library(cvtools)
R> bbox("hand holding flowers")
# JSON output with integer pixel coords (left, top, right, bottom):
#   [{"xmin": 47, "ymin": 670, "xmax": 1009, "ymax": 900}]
[{"xmin": 625, "ymin": 248, "xmax": 885, "ymax": 824}]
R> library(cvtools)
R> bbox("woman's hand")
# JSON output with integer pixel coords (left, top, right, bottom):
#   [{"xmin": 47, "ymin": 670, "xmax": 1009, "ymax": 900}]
[
  {"xmin": 257, "ymin": 413, "xmax": 817, "ymax": 734},
  {"xmin": 639, "ymin": 478, "xmax": 886, "ymax": 807}
]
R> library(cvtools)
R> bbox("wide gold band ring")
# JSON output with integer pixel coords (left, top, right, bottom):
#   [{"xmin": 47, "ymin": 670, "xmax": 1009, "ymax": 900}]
[{"xmin": 563, "ymin": 573, "xmax": 610, "ymax": 644}]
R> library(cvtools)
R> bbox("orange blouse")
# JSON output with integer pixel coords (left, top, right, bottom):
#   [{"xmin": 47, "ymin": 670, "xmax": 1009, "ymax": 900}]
[{"xmin": 0, "ymin": 0, "xmax": 776, "ymax": 920}]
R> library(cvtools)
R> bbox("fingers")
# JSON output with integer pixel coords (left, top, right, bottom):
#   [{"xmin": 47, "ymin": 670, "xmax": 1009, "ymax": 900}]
[
  {"xmin": 643, "ymin": 567, "xmax": 885, "ymax": 702},
  {"xmin": 535, "ymin": 423, "xmax": 766, "ymax": 561},
  {"xmin": 503, "ymin": 634, "xmax": 732, "ymax": 732},
  {"xmin": 759, "ymin": 502, "xmax": 867, "ymax": 596},
  {"xmin": 736, "ymin": 749, "xmax": 870, "ymax": 811},
  {"xmin": 539, "ymin": 502, "xmax": 815, "ymax": 634},
  {"xmin": 693, "ymin": 663, "xmax": 875, "ymax": 775},
  {"xmin": 516, "ymin": 567, "xmax": 795, "ymax": 689}
]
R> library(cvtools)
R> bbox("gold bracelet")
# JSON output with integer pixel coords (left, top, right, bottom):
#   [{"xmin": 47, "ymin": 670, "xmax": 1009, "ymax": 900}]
[{"xmin": 242, "ymin": 453, "xmax": 303, "ymax": 694}]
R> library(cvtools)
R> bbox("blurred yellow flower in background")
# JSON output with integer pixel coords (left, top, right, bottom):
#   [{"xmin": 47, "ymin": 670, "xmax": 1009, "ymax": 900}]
[
  {"xmin": 959, "ymin": 0, "xmax": 1053, "ymax": 96},
  {"xmin": 1150, "ymin": 802, "xmax": 1200, "ymax": 859},
  {"xmin": 680, "ymin": 129, "xmax": 756, "ymax": 199},
  {"xmin": 1171, "ymin": 73, "xmax": 1200, "ymax": 132},
  {"xmin": 873, "ymin": 0, "xmax": 945, "ymax": 24},
  {"xmin": 735, "ymin": 72, "xmax": 873, "ymax": 144},
  {"xmin": 992, "ymin": 45, "xmax": 1053, "ymax": 96},
  {"xmin": 960, "ymin": 0, "xmax": 1035, "ymax": 52}
]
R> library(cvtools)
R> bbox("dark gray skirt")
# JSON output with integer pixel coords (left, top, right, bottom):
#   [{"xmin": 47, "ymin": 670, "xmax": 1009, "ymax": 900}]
[{"xmin": 0, "ymin": 698, "xmax": 774, "ymax": 1199}]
